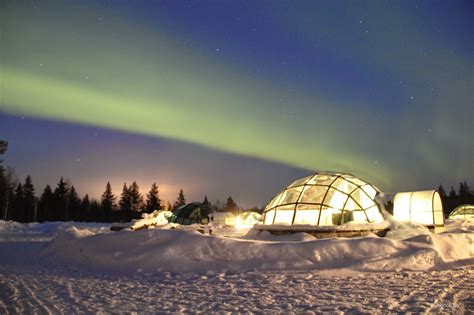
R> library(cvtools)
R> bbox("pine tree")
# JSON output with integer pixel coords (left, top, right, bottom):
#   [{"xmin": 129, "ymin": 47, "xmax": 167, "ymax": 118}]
[
  {"xmin": 90, "ymin": 199, "xmax": 101, "ymax": 222},
  {"xmin": 145, "ymin": 182, "xmax": 161, "ymax": 213},
  {"xmin": 437, "ymin": 185, "xmax": 446, "ymax": 199},
  {"xmin": 67, "ymin": 185, "xmax": 81, "ymax": 221},
  {"xmin": 101, "ymin": 182, "xmax": 116, "ymax": 212},
  {"xmin": 13, "ymin": 183, "xmax": 25, "ymax": 222},
  {"xmin": 225, "ymin": 196, "xmax": 238, "ymax": 213},
  {"xmin": 173, "ymin": 189, "xmax": 186, "ymax": 210},
  {"xmin": 39, "ymin": 185, "xmax": 54, "ymax": 222},
  {"xmin": 0, "ymin": 141, "xmax": 9, "ymax": 220},
  {"xmin": 81, "ymin": 194, "xmax": 91, "ymax": 221},
  {"xmin": 53, "ymin": 177, "xmax": 69, "ymax": 221},
  {"xmin": 128, "ymin": 182, "xmax": 143, "ymax": 212},
  {"xmin": 0, "ymin": 140, "xmax": 7, "ymax": 172},
  {"xmin": 23, "ymin": 176, "xmax": 36, "ymax": 222},
  {"xmin": 449, "ymin": 186, "xmax": 457, "ymax": 198},
  {"xmin": 119, "ymin": 183, "xmax": 131, "ymax": 212},
  {"xmin": 459, "ymin": 181, "xmax": 471, "ymax": 197}
]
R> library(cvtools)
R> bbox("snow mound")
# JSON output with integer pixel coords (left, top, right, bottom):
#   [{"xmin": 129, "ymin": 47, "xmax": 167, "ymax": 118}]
[{"xmin": 41, "ymin": 223, "xmax": 474, "ymax": 275}]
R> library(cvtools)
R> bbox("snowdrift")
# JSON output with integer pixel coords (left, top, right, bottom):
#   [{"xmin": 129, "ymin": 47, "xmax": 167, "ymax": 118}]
[{"xmin": 40, "ymin": 221, "xmax": 474, "ymax": 275}]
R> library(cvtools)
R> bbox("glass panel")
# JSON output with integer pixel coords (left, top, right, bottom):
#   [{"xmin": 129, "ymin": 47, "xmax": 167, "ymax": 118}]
[
  {"xmin": 293, "ymin": 209, "xmax": 319, "ymax": 225},
  {"xmin": 265, "ymin": 191, "xmax": 283, "ymax": 210},
  {"xmin": 276, "ymin": 204, "xmax": 296, "ymax": 210},
  {"xmin": 351, "ymin": 188, "xmax": 375, "ymax": 209},
  {"xmin": 343, "ymin": 196, "xmax": 361, "ymax": 211},
  {"xmin": 323, "ymin": 187, "xmax": 348, "ymax": 210},
  {"xmin": 278, "ymin": 187, "xmax": 304, "ymax": 205},
  {"xmin": 288, "ymin": 175, "xmax": 313, "ymax": 188},
  {"xmin": 333, "ymin": 178, "xmax": 358, "ymax": 195},
  {"xmin": 343, "ymin": 176, "xmax": 367, "ymax": 187},
  {"xmin": 297, "ymin": 204, "xmax": 321, "ymax": 211},
  {"xmin": 298, "ymin": 185, "xmax": 327, "ymax": 204},
  {"xmin": 319, "ymin": 207, "xmax": 342, "ymax": 226},
  {"xmin": 263, "ymin": 209, "xmax": 276, "ymax": 224},
  {"xmin": 328, "ymin": 177, "xmax": 344, "ymax": 190},
  {"xmin": 365, "ymin": 205, "xmax": 384, "ymax": 223},
  {"xmin": 273, "ymin": 210, "xmax": 295, "ymax": 225},
  {"xmin": 307, "ymin": 174, "xmax": 336, "ymax": 186},
  {"xmin": 361, "ymin": 185, "xmax": 377, "ymax": 199}
]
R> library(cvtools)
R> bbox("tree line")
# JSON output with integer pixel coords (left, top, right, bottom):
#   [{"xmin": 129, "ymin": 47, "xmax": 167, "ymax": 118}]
[{"xmin": 0, "ymin": 140, "xmax": 249, "ymax": 223}]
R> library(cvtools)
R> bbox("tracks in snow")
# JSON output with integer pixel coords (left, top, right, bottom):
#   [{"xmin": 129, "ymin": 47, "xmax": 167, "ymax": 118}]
[{"xmin": 0, "ymin": 265, "xmax": 472, "ymax": 313}]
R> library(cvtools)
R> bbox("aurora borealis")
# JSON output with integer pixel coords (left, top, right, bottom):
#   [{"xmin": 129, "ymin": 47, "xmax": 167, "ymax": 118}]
[{"xmin": 1, "ymin": 1, "xmax": 473, "ymax": 206}]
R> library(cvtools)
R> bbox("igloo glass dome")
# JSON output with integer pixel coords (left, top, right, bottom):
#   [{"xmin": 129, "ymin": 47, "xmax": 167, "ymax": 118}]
[{"xmin": 262, "ymin": 172, "xmax": 385, "ymax": 226}]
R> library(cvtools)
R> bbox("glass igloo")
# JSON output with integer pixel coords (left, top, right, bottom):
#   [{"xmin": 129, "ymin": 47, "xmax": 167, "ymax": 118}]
[
  {"xmin": 261, "ymin": 172, "xmax": 385, "ymax": 227},
  {"xmin": 448, "ymin": 204, "xmax": 474, "ymax": 220}
]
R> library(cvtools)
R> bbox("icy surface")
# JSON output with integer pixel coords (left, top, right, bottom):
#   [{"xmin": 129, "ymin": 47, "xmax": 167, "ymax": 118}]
[{"xmin": 0, "ymin": 220, "xmax": 473, "ymax": 313}]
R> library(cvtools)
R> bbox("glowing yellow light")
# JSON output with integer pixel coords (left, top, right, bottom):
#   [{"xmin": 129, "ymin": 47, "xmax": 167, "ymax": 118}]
[{"xmin": 234, "ymin": 212, "xmax": 262, "ymax": 230}]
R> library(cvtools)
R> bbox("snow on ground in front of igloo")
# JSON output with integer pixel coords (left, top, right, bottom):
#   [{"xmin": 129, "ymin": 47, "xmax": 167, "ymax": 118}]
[{"xmin": 0, "ymin": 219, "xmax": 473, "ymax": 313}]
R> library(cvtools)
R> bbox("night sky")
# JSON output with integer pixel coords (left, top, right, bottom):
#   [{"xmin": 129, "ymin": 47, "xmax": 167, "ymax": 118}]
[{"xmin": 1, "ymin": 0, "xmax": 473, "ymax": 207}]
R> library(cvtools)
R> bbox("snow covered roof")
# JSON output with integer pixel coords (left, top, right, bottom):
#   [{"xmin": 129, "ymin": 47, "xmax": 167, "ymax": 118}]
[{"xmin": 261, "ymin": 172, "xmax": 385, "ymax": 227}]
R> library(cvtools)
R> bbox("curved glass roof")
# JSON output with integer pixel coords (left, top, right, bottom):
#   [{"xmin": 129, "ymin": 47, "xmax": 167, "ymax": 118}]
[
  {"xmin": 168, "ymin": 202, "xmax": 211, "ymax": 225},
  {"xmin": 449, "ymin": 204, "xmax": 474, "ymax": 220},
  {"xmin": 262, "ymin": 172, "xmax": 384, "ymax": 226}
]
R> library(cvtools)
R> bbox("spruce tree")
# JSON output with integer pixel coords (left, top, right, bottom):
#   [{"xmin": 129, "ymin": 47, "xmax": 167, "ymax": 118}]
[
  {"xmin": 449, "ymin": 186, "xmax": 457, "ymax": 198},
  {"xmin": 173, "ymin": 189, "xmax": 186, "ymax": 210},
  {"xmin": 0, "ymin": 140, "xmax": 7, "ymax": 173},
  {"xmin": 81, "ymin": 194, "xmax": 91, "ymax": 221},
  {"xmin": 459, "ymin": 182, "xmax": 471, "ymax": 197},
  {"xmin": 90, "ymin": 199, "xmax": 101, "ymax": 222},
  {"xmin": 67, "ymin": 185, "xmax": 81, "ymax": 221},
  {"xmin": 225, "ymin": 196, "xmax": 238, "ymax": 213},
  {"xmin": 437, "ymin": 185, "xmax": 446, "ymax": 199},
  {"xmin": 145, "ymin": 182, "xmax": 161, "ymax": 213},
  {"xmin": 101, "ymin": 182, "xmax": 116, "ymax": 213},
  {"xmin": 53, "ymin": 177, "xmax": 69, "ymax": 221},
  {"xmin": 23, "ymin": 176, "xmax": 36, "ymax": 222},
  {"xmin": 0, "ymin": 141, "xmax": 8, "ymax": 220},
  {"xmin": 39, "ymin": 185, "xmax": 54, "ymax": 222},
  {"xmin": 119, "ymin": 183, "xmax": 131, "ymax": 212},
  {"xmin": 128, "ymin": 181, "xmax": 143, "ymax": 212},
  {"xmin": 13, "ymin": 183, "xmax": 25, "ymax": 222}
]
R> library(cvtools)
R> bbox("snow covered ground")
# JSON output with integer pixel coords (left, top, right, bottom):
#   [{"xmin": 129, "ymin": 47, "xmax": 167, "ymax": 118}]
[{"xmin": 0, "ymin": 220, "xmax": 473, "ymax": 313}]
